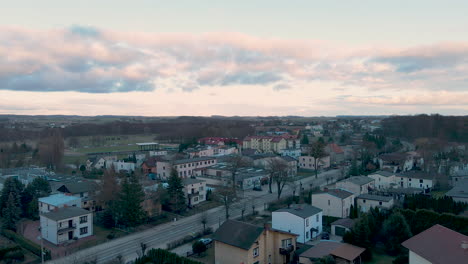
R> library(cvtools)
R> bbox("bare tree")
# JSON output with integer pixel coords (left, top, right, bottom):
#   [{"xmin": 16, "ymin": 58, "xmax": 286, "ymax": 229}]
[
  {"xmin": 97, "ymin": 167, "xmax": 120, "ymax": 209},
  {"xmin": 200, "ymin": 211, "xmax": 208, "ymax": 234},
  {"xmin": 225, "ymin": 155, "xmax": 250, "ymax": 196},
  {"xmin": 309, "ymin": 141, "xmax": 326, "ymax": 178},
  {"xmin": 215, "ymin": 187, "xmax": 236, "ymax": 219},
  {"xmin": 271, "ymin": 159, "xmax": 291, "ymax": 200},
  {"xmin": 38, "ymin": 129, "xmax": 64, "ymax": 170}
]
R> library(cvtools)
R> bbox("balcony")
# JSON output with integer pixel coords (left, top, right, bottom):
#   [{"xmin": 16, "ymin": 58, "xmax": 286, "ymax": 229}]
[
  {"xmin": 279, "ymin": 245, "xmax": 294, "ymax": 255},
  {"xmin": 57, "ymin": 224, "xmax": 76, "ymax": 233}
]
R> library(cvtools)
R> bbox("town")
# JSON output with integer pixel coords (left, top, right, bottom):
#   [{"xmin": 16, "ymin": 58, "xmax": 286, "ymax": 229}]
[{"xmin": 0, "ymin": 114, "xmax": 466, "ymax": 264}]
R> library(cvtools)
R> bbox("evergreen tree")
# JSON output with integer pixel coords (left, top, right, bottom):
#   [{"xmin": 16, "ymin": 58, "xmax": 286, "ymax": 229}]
[
  {"xmin": 166, "ymin": 170, "xmax": 186, "ymax": 213},
  {"xmin": 21, "ymin": 177, "xmax": 51, "ymax": 218},
  {"xmin": 382, "ymin": 212, "xmax": 412, "ymax": 255},
  {"xmin": 352, "ymin": 215, "xmax": 372, "ymax": 249},
  {"xmin": 301, "ymin": 134, "xmax": 309, "ymax": 145},
  {"xmin": 117, "ymin": 174, "xmax": 146, "ymax": 227},
  {"xmin": 2, "ymin": 192, "xmax": 21, "ymax": 230},
  {"xmin": 0, "ymin": 177, "xmax": 23, "ymax": 216}
]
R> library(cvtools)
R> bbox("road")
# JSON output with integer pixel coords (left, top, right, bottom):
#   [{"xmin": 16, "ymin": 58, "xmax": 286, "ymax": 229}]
[{"xmin": 48, "ymin": 169, "xmax": 340, "ymax": 264}]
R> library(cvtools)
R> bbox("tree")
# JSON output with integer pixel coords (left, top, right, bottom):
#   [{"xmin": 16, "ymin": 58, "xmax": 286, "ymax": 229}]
[
  {"xmin": 21, "ymin": 177, "xmax": 51, "ymax": 219},
  {"xmin": 38, "ymin": 129, "xmax": 64, "ymax": 170},
  {"xmin": 166, "ymin": 169, "xmax": 186, "ymax": 213},
  {"xmin": 0, "ymin": 177, "xmax": 23, "ymax": 216},
  {"xmin": 301, "ymin": 134, "xmax": 309, "ymax": 145},
  {"xmin": 316, "ymin": 255, "xmax": 336, "ymax": 264},
  {"xmin": 382, "ymin": 212, "xmax": 412, "ymax": 255},
  {"xmin": 116, "ymin": 174, "xmax": 146, "ymax": 227},
  {"xmin": 266, "ymin": 158, "xmax": 288, "ymax": 194},
  {"xmin": 80, "ymin": 165, "xmax": 86, "ymax": 175},
  {"xmin": 309, "ymin": 141, "xmax": 326, "ymax": 178},
  {"xmin": 192, "ymin": 241, "xmax": 207, "ymax": 256},
  {"xmin": 200, "ymin": 212, "xmax": 208, "ymax": 234},
  {"xmin": 225, "ymin": 155, "xmax": 250, "ymax": 196},
  {"xmin": 216, "ymin": 187, "xmax": 236, "ymax": 219},
  {"xmin": 270, "ymin": 159, "xmax": 291, "ymax": 200},
  {"xmin": 68, "ymin": 137, "xmax": 80, "ymax": 148},
  {"xmin": 98, "ymin": 168, "xmax": 120, "ymax": 209},
  {"xmin": 2, "ymin": 192, "xmax": 21, "ymax": 230}
]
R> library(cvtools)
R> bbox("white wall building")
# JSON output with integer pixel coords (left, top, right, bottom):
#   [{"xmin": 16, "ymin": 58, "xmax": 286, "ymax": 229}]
[
  {"xmin": 40, "ymin": 207, "xmax": 93, "ymax": 245},
  {"xmin": 272, "ymin": 204, "xmax": 323, "ymax": 243},
  {"xmin": 111, "ymin": 160, "xmax": 136, "ymax": 173},
  {"xmin": 182, "ymin": 178, "xmax": 207, "ymax": 206},
  {"xmin": 298, "ymin": 156, "xmax": 330, "ymax": 170},
  {"xmin": 368, "ymin": 170, "xmax": 397, "ymax": 190},
  {"xmin": 157, "ymin": 157, "xmax": 217, "ymax": 179},
  {"xmin": 335, "ymin": 176, "xmax": 375, "ymax": 195},
  {"xmin": 356, "ymin": 194, "xmax": 394, "ymax": 212},
  {"xmin": 311, "ymin": 189, "xmax": 354, "ymax": 218},
  {"xmin": 397, "ymin": 171, "xmax": 434, "ymax": 190},
  {"xmin": 149, "ymin": 150, "xmax": 168, "ymax": 156}
]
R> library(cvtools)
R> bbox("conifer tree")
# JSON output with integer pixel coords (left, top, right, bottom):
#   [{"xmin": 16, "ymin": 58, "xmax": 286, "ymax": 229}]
[
  {"xmin": 117, "ymin": 174, "xmax": 146, "ymax": 227},
  {"xmin": 167, "ymin": 169, "xmax": 186, "ymax": 213}
]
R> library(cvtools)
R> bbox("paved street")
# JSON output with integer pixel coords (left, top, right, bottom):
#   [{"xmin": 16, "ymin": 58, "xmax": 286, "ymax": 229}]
[{"xmin": 47, "ymin": 169, "xmax": 340, "ymax": 264}]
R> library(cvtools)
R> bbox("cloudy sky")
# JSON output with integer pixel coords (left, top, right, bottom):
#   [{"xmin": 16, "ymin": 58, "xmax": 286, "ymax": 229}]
[{"xmin": 1, "ymin": 0, "xmax": 468, "ymax": 116}]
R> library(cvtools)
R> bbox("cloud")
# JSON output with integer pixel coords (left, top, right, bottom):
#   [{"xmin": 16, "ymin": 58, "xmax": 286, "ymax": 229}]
[{"xmin": 1, "ymin": 26, "xmax": 468, "ymax": 95}]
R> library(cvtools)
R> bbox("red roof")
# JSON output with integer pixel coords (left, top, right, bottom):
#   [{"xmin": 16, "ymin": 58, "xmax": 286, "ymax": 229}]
[
  {"xmin": 328, "ymin": 143, "xmax": 344, "ymax": 154},
  {"xmin": 402, "ymin": 225, "xmax": 468, "ymax": 264}
]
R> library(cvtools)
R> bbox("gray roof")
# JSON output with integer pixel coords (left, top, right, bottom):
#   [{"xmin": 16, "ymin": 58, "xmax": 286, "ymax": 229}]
[
  {"xmin": 331, "ymin": 218, "xmax": 355, "ymax": 229},
  {"xmin": 342, "ymin": 176, "xmax": 374, "ymax": 186},
  {"xmin": 372, "ymin": 170, "xmax": 395, "ymax": 177},
  {"xmin": 56, "ymin": 181, "xmax": 98, "ymax": 194},
  {"xmin": 41, "ymin": 207, "xmax": 90, "ymax": 221},
  {"xmin": 275, "ymin": 204, "xmax": 322, "ymax": 218},
  {"xmin": 173, "ymin": 157, "xmax": 216, "ymax": 165},
  {"xmin": 316, "ymin": 189, "xmax": 354, "ymax": 199},
  {"xmin": 38, "ymin": 194, "xmax": 81, "ymax": 206},
  {"xmin": 213, "ymin": 220, "xmax": 264, "ymax": 250},
  {"xmin": 182, "ymin": 178, "xmax": 205, "ymax": 185},
  {"xmin": 280, "ymin": 156, "xmax": 297, "ymax": 162},
  {"xmin": 398, "ymin": 171, "xmax": 438, "ymax": 180},
  {"xmin": 445, "ymin": 179, "xmax": 468, "ymax": 199},
  {"xmin": 357, "ymin": 194, "xmax": 393, "ymax": 202}
]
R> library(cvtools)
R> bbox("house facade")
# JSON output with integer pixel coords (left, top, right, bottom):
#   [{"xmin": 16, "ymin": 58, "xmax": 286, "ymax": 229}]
[
  {"xmin": 55, "ymin": 181, "xmax": 99, "ymax": 211},
  {"xmin": 182, "ymin": 178, "xmax": 207, "ymax": 206},
  {"xmin": 272, "ymin": 204, "xmax": 323, "ymax": 243},
  {"xmin": 299, "ymin": 156, "xmax": 330, "ymax": 170},
  {"xmin": 214, "ymin": 220, "xmax": 298, "ymax": 264},
  {"xmin": 156, "ymin": 157, "xmax": 217, "ymax": 179},
  {"xmin": 331, "ymin": 218, "xmax": 355, "ymax": 237},
  {"xmin": 397, "ymin": 171, "xmax": 434, "ymax": 190},
  {"xmin": 335, "ymin": 176, "xmax": 375, "ymax": 195},
  {"xmin": 368, "ymin": 170, "xmax": 397, "ymax": 190},
  {"xmin": 40, "ymin": 207, "xmax": 93, "ymax": 245},
  {"xmin": 279, "ymin": 148, "xmax": 302, "ymax": 159},
  {"xmin": 311, "ymin": 189, "xmax": 354, "ymax": 218},
  {"xmin": 38, "ymin": 194, "xmax": 81, "ymax": 213},
  {"xmin": 356, "ymin": 194, "xmax": 394, "ymax": 212}
]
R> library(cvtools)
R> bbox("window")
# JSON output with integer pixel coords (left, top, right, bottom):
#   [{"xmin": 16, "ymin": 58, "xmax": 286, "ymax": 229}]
[
  {"xmin": 316, "ymin": 215, "xmax": 319, "ymax": 222},
  {"xmin": 419, "ymin": 179, "xmax": 423, "ymax": 183},
  {"xmin": 328, "ymin": 200, "xmax": 330, "ymax": 206},
  {"xmin": 80, "ymin": 216, "xmax": 88, "ymax": 224},
  {"xmin": 306, "ymin": 231, "xmax": 309, "ymax": 239},
  {"xmin": 194, "ymin": 197, "xmax": 198, "ymax": 202},
  {"xmin": 281, "ymin": 238, "xmax": 292, "ymax": 248},
  {"xmin": 306, "ymin": 218, "xmax": 309, "ymax": 226},
  {"xmin": 48, "ymin": 205, "xmax": 50, "ymax": 211},
  {"xmin": 199, "ymin": 186, "xmax": 204, "ymax": 191},
  {"xmin": 80, "ymin": 192, "xmax": 84, "ymax": 197},
  {"xmin": 253, "ymin": 247, "xmax": 259, "ymax": 257},
  {"xmin": 80, "ymin": 227, "xmax": 88, "ymax": 235},
  {"xmin": 379, "ymin": 201, "xmax": 382, "ymax": 205},
  {"xmin": 363, "ymin": 200, "xmax": 366, "ymax": 203}
]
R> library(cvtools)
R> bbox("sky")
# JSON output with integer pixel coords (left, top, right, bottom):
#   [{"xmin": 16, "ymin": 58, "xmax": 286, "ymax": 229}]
[{"xmin": 1, "ymin": 0, "xmax": 468, "ymax": 116}]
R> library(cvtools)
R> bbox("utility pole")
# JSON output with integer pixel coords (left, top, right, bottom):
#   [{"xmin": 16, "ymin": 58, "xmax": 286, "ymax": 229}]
[{"xmin": 39, "ymin": 227, "xmax": 44, "ymax": 264}]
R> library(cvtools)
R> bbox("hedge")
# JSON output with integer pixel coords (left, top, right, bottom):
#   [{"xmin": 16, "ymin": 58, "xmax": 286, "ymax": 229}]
[
  {"xmin": 397, "ymin": 208, "xmax": 468, "ymax": 236},
  {"xmin": 134, "ymin": 248, "xmax": 202, "ymax": 264},
  {"xmin": 1, "ymin": 229, "xmax": 51, "ymax": 260},
  {"xmin": 0, "ymin": 245, "xmax": 21, "ymax": 259}
]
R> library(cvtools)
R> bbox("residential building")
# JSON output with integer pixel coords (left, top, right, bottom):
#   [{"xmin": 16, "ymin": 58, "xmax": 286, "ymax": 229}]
[
  {"xmin": 38, "ymin": 194, "xmax": 81, "ymax": 213},
  {"xmin": 203, "ymin": 163, "xmax": 268, "ymax": 190},
  {"xmin": 445, "ymin": 179, "xmax": 468, "ymax": 203},
  {"xmin": 0, "ymin": 166, "xmax": 52, "ymax": 186},
  {"xmin": 377, "ymin": 152, "xmax": 417, "ymax": 173},
  {"xmin": 213, "ymin": 220, "xmax": 298, "ymax": 264},
  {"xmin": 368, "ymin": 170, "xmax": 397, "ymax": 190},
  {"xmin": 397, "ymin": 171, "xmax": 435, "ymax": 191},
  {"xmin": 136, "ymin": 142, "xmax": 159, "ymax": 151},
  {"xmin": 242, "ymin": 135, "xmax": 291, "ymax": 153},
  {"xmin": 111, "ymin": 160, "xmax": 136, "ymax": 173},
  {"xmin": 215, "ymin": 145, "xmax": 238, "ymax": 156},
  {"xmin": 40, "ymin": 207, "xmax": 93, "ymax": 245},
  {"xmin": 86, "ymin": 156, "xmax": 117, "ymax": 171},
  {"xmin": 141, "ymin": 157, "xmax": 158, "ymax": 176},
  {"xmin": 272, "ymin": 204, "xmax": 322, "ymax": 243},
  {"xmin": 450, "ymin": 169, "xmax": 468, "ymax": 187},
  {"xmin": 326, "ymin": 143, "xmax": 345, "ymax": 165},
  {"xmin": 299, "ymin": 241, "xmax": 365, "ymax": 264},
  {"xmin": 149, "ymin": 150, "xmax": 168, "ymax": 157},
  {"xmin": 55, "ymin": 181, "xmax": 99, "ymax": 211},
  {"xmin": 186, "ymin": 146, "xmax": 215, "ymax": 158},
  {"xmin": 402, "ymin": 224, "xmax": 468, "ymax": 264},
  {"xmin": 335, "ymin": 176, "xmax": 375, "ymax": 195},
  {"xmin": 280, "ymin": 156, "xmax": 298, "ymax": 176},
  {"xmin": 279, "ymin": 148, "xmax": 301, "ymax": 159},
  {"xmin": 356, "ymin": 194, "xmax": 394, "ymax": 212},
  {"xmin": 182, "ymin": 178, "xmax": 206, "ymax": 206},
  {"xmin": 311, "ymin": 189, "xmax": 354, "ymax": 218},
  {"xmin": 330, "ymin": 218, "xmax": 355, "ymax": 237},
  {"xmin": 156, "ymin": 157, "xmax": 217, "ymax": 179},
  {"xmin": 298, "ymin": 156, "xmax": 330, "ymax": 170}
]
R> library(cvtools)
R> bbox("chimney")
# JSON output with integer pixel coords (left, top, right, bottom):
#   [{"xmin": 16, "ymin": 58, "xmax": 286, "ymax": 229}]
[{"xmin": 462, "ymin": 241, "xmax": 468, "ymax": 250}]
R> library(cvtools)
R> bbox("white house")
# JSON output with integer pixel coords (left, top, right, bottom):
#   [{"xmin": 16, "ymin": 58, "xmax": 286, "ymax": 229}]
[
  {"xmin": 445, "ymin": 179, "xmax": 468, "ymax": 203},
  {"xmin": 280, "ymin": 148, "xmax": 302, "ymax": 159},
  {"xmin": 299, "ymin": 156, "xmax": 330, "ymax": 170},
  {"xmin": 272, "ymin": 204, "xmax": 323, "ymax": 243},
  {"xmin": 156, "ymin": 157, "xmax": 217, "ymax": 179},
  {"xmin": 111, "ymin": 160, "xmax": 136, "ymax": 173},
  {"xmin": 402, "ymin": 225, "xmax": 468, "ymax": 264},
  {"xmin": 55, "ymin": 181, "xmax": 99, "ymax": 211},
  {"xmin": 397, "ymin": 171, "xmax": 434, "ymax": 191},
  {"xmin": 182, "ymin": 178, "xmax": 207, "ymax": 206},
  {"xmin": 311, "ymin": 189, "xmax": 354, "ymax": 218},
  {"xmin": 368, "ymin": 170, "xmax": 397, "ymax": 190},
  {"xmin": 335, "ymin": 176, "xmax": 375, "ymax": 195},
  {"xmin": 149, "ymin": 150, "xmax": 168, "ymax": 157},
  {"xmin": 356, "ymin": 194, "xmax": 394, "ymax": 212},
  {"xmin": 40, "ymin": 207, "xmax": 93, "ymax": 245},
  {"xmin": 38, "ymin": 194, "xmax": 81, "ymax": 213}
]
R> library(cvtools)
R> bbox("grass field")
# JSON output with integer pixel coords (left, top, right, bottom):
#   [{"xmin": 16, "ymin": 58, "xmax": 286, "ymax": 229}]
[
  {"xmin": 365, "ymin": 249, "xmax": 396, "ymax": 264},
  {"xmin": 75, "ymin": 144, "xmax": 140, "ymax": 154}
]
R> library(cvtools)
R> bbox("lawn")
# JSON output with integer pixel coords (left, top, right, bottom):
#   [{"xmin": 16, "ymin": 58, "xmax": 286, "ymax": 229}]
[
  {"xmin": 431, "ymin": 190, "xmax": 447, "ymax": 199},
  {"xmin": 75, "ymin": 144, "xmax": 139, "ymax": 154},
  {"xmin": 365, "ymin": 250, "xmax": 396, "ymax": 264}
]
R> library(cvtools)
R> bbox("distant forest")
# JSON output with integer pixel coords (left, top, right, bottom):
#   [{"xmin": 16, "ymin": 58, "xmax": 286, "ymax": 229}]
[
  {"xmin": 0, "ymin": 117, "xmax": 254, "ymax": 142},
  {"xmin": 381, "ymin": 115, "xmax": 468, "ymax": 142}
]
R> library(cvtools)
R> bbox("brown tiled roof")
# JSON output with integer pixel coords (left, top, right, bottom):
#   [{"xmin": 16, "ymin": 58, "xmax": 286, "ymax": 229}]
[
  {"xmin": 330, "ymin": 243, "xmax": 366, "ymax": 261},
  {"xmin": 402, "ymin": 224, "xmax": 468, "ymax": 264}
]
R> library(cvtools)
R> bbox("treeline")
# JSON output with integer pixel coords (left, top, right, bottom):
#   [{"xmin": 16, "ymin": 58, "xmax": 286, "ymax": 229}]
[
  {"xmin": 403, "ymin": 194, "xmax": 467, "ymax": 215},
  {"xmin": 381, "ymin": 115, "xmax": 468, "ymax": 142}
]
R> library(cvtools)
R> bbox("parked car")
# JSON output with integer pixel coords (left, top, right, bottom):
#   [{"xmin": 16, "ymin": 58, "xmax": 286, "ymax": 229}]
[
  {"xmin": 253, "ymin": 186, "xmax": 262, "ymax": 191},
  {"xmin": 321, "ymin": 232, "xmax": 330, "ymax": 240},
  {"xmin": 199, "ymin": 238, "xmax": 213, "ymax": 245}
]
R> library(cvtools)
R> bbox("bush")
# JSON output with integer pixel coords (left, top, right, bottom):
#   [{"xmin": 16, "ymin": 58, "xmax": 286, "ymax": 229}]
[
  {"xmin": 2, "ymin": 229, "xmax": 51, "ymax": 260},
  {"xmin": 192, "ymin": 241, "xmax": 207, "ymax": 256},
  {"xmin": 0, "ymin": 246, "xmax": 21, "ymax": 259},
  {"xmin": 107, "ymin": 232, "xmax": 116, "ymax": 240},
  {"xmin": 4, "ymin": 249, "xmax": 25, "ymax": 262}
]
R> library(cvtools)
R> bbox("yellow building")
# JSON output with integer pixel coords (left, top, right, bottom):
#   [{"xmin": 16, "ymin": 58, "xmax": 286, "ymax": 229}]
[
  {"xmin": 243, "ymin": 136, "xmax": 288, "ymax": 154},
  {"xmin": 213, "ymin": 220, "xmax": 298, "ymax": 264}
]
